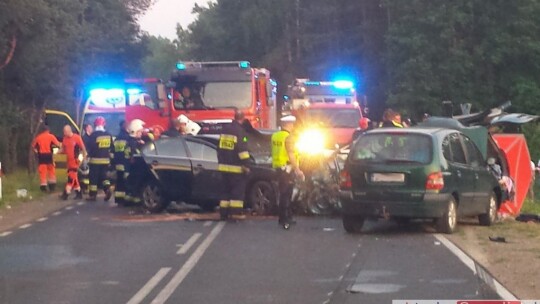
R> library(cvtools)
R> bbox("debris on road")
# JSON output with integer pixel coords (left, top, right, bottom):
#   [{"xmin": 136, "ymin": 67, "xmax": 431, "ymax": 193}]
[
  {"xmin": 516, "ymin": 213, "xmax": 540, "ymax": 223},
  {"xmin": 488, "ymin": 236, "xmax": 507, "ymax": 243}
]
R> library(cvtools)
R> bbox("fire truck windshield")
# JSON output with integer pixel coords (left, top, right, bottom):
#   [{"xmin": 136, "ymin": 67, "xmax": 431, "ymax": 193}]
[
  {"xmin": 200, "ymin": 81, "xmax": 252, "ymax": 109},
  {"xmin": 83, "ymin": 113, "xmax": 124, "ymax": 136},
  {"xmin": 304, "ymin": 108, "xmax": 360, "ymax": 128}
]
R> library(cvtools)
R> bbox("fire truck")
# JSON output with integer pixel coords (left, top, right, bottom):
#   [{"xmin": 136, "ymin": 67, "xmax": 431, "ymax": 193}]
[
  {"xmin": 283, "ymin": 79, "xmax": 366, "ymax": 116},
  {"xmin": 125, "ymin": 61, "xmax": 278, "ymax": 135}
]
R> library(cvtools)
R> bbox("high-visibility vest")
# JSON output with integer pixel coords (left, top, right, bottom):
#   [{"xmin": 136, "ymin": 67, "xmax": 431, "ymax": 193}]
[{"xmin": 271, "ymin": 130, "xmax": 291, "ymax": 168}]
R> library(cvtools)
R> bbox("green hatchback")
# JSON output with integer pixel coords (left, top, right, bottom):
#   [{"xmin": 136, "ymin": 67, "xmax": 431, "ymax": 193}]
[{"xmin": 340, "ymin": 128, "xmax": 501, "ymax": 234}]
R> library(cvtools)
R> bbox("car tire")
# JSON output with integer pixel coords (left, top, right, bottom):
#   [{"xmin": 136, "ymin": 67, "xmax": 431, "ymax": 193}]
[
  {"xmin": 342, "ymin": 215, "xmax": 365, "ymax": 233},
  {"xmin": 478, "ymin": 192, "xmax": 498, "ymax": 226},
  {"xmin": 198, "ymin": 200, "xmax": 218, "ymax": 212},
  {"xmin": 142, "ymin": 180, "xmax": 169, "ymax": 213},
  {"xmin": 247, "ymin": 180, "xmax": 277, "ymax": 216},
  {"xmin": 436, "ymin": 197, "xmax": 458, "ymax": 234}
]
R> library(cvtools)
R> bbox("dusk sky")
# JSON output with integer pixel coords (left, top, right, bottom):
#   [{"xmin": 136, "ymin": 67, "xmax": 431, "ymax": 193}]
[{"xmin": 139, "ymin": 0, "xmax": 211, "ymax": 40}]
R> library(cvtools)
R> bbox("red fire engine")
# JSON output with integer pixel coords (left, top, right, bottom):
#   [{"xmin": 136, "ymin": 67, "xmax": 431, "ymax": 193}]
[{"xmin": 125, "ymin": 61, "xmax": 278, "ymax": 134}]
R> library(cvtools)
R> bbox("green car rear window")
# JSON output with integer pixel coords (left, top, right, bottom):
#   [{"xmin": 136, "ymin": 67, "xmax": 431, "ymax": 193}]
[{"xmin": 351, "ymin": 133, "xmax": 433, "ymax": 164}]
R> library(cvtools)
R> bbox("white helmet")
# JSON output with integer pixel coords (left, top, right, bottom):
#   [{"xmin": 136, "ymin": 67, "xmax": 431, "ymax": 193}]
[
  {"xmin": 177, "ymin": 114, "xmax": 189, "ymax": 124},
  {"xmin": 128, "ymin": 119, "xmax": 145, "ymax": 137}
]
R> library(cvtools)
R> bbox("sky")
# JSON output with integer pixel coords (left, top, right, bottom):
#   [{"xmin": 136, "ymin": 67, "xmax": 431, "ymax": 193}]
[{"xmin": 138, "ymin": 0, "xmax": 210, "ymax": 40}]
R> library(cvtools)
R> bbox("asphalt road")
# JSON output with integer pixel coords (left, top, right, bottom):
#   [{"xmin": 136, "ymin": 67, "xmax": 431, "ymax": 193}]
[{"xmin": 0, "ymin": 199, "xmax": 499, "ymax": 304}]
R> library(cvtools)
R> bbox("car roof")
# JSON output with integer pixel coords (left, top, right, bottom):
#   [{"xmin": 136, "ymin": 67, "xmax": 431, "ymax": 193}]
[{"xmin": 363, "ymin": 127, "xmax": 456, "ymax": 137}]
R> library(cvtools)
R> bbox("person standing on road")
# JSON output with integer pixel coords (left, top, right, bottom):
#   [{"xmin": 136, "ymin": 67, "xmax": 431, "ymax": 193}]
[
  {"xmin": 112, "ymin": 120, "xmax": 130, "ymax": 206},
  {"xmin": 60, "ymin": 125, "xmax": 86, "ymax": 200},
  {"xmin": 125, "ymin": 119, "xmax": 154, "ymax": 205},
  {"xmin": 31, "ymin": 125, "xmax": 61, "ymax": 192},
  {"xmin": 272, "ymin": 115, "xmax": 304, "ymax": 230},
  {"xmin": 217, "ymin": 110, "xmax": 251, "ymax": 221},
  {"xmin": 86, "ymin": 116, "xmax": 114, "ymax": 201},
  {"xmin": 380, "ymin": 109, "xmax": 404, "ymax": 128}
]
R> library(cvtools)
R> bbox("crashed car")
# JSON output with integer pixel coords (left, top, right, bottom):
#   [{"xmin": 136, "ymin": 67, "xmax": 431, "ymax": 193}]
[{"xmin": 139, "ymin": 134, "xmax": 277, "ymax": 214}]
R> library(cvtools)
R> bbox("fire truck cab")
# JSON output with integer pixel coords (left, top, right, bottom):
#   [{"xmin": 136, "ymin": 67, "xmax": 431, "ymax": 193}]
[{"xmin": 125, "ymin": 61, "xmax": 278, "ymax": 135}]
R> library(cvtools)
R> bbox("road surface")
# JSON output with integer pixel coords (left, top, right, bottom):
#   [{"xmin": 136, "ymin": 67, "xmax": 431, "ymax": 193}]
[{"xmin": 0, "ymin": 199, "xmax": 499, "ymax": 304}]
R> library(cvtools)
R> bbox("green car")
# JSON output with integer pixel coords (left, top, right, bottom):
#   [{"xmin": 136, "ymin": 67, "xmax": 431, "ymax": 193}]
[{"xmin": 340, "ymin": 127, "xmax": 501, "ymax": 234}]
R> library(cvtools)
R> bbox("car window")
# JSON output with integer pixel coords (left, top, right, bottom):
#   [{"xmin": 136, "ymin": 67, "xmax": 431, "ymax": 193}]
[
  {"xmin": 461, "ymin": 134, "xmax": 485, "ymax": 167},
  {"xmin": 351, "ymin": 133, "xmax": 432, "ymax": 164},
  {"xmin": 186, "ymin": 141, "xmax": 218, "ymax": 162},
  {"xmin": 142, "ymin": 143, "xmax": 157, "ymax": 156},
  {"xmin": 154, "ymin": 138, "xmax": 187, "ymax": 157},
  {"xmin": 444, "ymin": 133, "xmax": 467, "ymax": 164}
]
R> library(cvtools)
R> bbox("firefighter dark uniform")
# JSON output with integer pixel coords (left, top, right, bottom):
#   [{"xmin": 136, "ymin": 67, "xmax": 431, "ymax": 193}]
[
  {"xmin": 87, "ymin": 122, "xmax": 113, "ymax": 201},
  {"xmin": 112, "ymin": 127, "xmax": 130, "ymax": 205},
  {"xmin": 272, "ymin": 115, "xmax": 302, "ymax": 229},
  {"xmin": 31, "ymin": 127, "xmax": 61, "ymax": 192},
  {"xmin": 217, "ymin": 119, "xmax": 251, "ymax": 220},
  {"xmin": 125, "ymin": 132, "xmax": 154, "ymax": 204}
]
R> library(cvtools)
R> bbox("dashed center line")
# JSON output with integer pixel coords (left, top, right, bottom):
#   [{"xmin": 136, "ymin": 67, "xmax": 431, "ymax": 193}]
[
  {"xmin": 77, "ymin": 201, "xmax": 85, "ymax": 206},
  {"xmin": 177, "ymin": 233, "xmax": 202, "ymax": 255},
  {"xmin": 19, "ymin": 223, "xmax": 32, "ymax": 229},
  {"xmin": 36, "ymin": 217, "xmax": 48, "ymax": 222},
  {"xmin": 203, "ymin": 221, "xmax": 213, "ymax": 227},
  {"xmin": 127, "ymin": 267, "xmax": 172, "ymax": 304},
  {"xmin": 65, "ymin": 206, "xmax": 74, "ymax": 210},
  {"xmin": 52, "ymin": 211, "xmax": 62, "ymax": 216},
  {"xmin": 0, "ymin": 231, "xmax": 13, "ymax": 237}
]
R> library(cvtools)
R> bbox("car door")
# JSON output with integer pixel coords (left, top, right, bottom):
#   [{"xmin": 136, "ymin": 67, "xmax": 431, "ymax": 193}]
[
  {"xmin": 461, "ymin": 134, "xmax": 494, "ymax": 214},
  {"xmin": 143, "ymin": 138, "xmax": 193, "ymax": 199},
  {"xmin": 43, "ymin": 110, "xmax": 80, "ymax": 165},
  {"xmin": 444, "ymin": 133, "xmax": 477, "ymax": 216},
  {"xmin": 185, "ymin": 139, "xmax": 223, "ymax": 201}
]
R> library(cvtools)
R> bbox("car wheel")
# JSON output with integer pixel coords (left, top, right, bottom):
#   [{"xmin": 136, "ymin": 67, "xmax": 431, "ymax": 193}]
[
  {"xmin": 478, "ymin": 192, "xmax": 498, "ymax": 226},
  {"xmin": 436, "ymin": 197, "xmax": 458, "ymax": 234},
  {"xmin": 342, "ymin": 215, "xmax": 365, "ymax": 233},
  {"xmin": 142, "ymin": 180, "xmax": 169, "ymax": 213},
  {"xmin": 248, "ymin": 180, "xmax": 277, "ymax": 216},
  {"xmin": 198, "ymin": 200, "xmax": 218, "ymax": 212}
]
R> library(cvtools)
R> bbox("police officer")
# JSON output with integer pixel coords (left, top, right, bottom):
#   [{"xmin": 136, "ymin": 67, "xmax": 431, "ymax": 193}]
[
  {"xmin": 125, "ymin": 119, "xmax": 154, "ymax": 205},
  {"xmin": 272, "ymin": 115, "xmax": 304, "ymax": 230},
  {"xmin": 112, "ymin": 120, "xmax": 130, "ymax": 206},
  {"xmin": 87, "ymin": 116, "xmax": 114, "ymax": 201},
  {"xmin": 217, "ymin": 110, "xmax": 251, "ymax": 221}
]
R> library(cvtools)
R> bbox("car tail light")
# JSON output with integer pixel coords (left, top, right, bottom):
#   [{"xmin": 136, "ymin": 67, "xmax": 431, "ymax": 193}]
[
  {"xmin": 340, "ymin": 170, "xmax": 352, "ymax": 190},
  {"xmin": 426, "ymin": 172, "xmax": 444, "ymax": 191}
]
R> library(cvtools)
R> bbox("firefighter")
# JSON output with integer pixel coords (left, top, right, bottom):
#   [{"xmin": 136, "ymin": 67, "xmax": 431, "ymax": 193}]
[
  {"xmin": 125, "ymin": 119, "xmax": 154, "ymax": 205},
  {"xmin": 217, "ymin": 110, "xmax": 251, "ymax": 221},
  {"xmin": 272, "ymin": 115, "xmax": 304, "ymax": 230},
  {"xmin": 112, "ymin": 120, "xmax": 130, "ymax": 206},
  {"xmin": 162, "ymin": 114, "xmax": 189, "ymax": 137},
  {"xmin": 87, "ymin": 116, "xmax": 114, "ymax": 201},
  {"xmin": 31, "ymin": 125, "xmax": 61, "ymax": 192},
  {"xmin": 60, "ymin": 125, "xmax": 86, "ymax": 200},
  {"xmin": 380, "ymin": 109, "xmax": 404, "ymax": 128}
]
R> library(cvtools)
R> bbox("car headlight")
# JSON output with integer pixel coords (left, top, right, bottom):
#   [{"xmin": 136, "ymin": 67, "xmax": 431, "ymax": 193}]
[{"xmin": 296, "ymin": 129, "xmax": 326, "ymax": 155}]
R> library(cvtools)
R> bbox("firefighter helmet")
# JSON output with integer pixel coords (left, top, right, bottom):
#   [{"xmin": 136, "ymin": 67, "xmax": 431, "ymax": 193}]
[
  {"xmin": 94, "ymin": 116, "xmax": 106, "ymax": 127},
  {"xmin": 128, "ymin": 119, "xmax": 145, "ymax": 137},
  {"xmin": 177, "ymin": 114, "xmax": 189, "ymax": 124}
]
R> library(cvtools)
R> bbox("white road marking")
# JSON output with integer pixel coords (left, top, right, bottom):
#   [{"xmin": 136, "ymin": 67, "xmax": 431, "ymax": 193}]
[
  {"xmin": 127, "ymin": 267, "xmax": 172, "ymax": 304},
  {"xmin": 77, "ymin": 201, "xmax": 85, "ymax": 206},
  {"xmin": 52, "ymin": 211, "xmax": 62, "ymax": 216},
  {"xmin": 434, "ymin": 234, "xmax": 517, "ymax": 300},
  {"xmin": 0, "ymin": 231, "xmax": 12, "ymax": 237},
  {"xmin": 19, "ymin": 223, "xmax": 32, "ymax": 229},
  {"xmin": 36, "ymin": 217, "xmax": 48, "ymax": 222},
  {"xmin": 152, "ymin": 222, "xmax": 226, "ymax": 304},
  {"xmin": 65, "ymin": 206, "xmax": 74, "ymax": 210},
  {"xmin": 176, "ymin": 233, "xmax": 202, "ymax": 255},
  {"xmin": 203, "ymin": 221, "xmax": 212, "ymax": 227}
]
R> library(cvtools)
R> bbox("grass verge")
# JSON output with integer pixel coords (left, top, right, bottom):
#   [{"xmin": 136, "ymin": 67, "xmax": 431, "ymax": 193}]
[{"xmin": 0, "ymin": 169, "xmax": 67, "ymax": 207}]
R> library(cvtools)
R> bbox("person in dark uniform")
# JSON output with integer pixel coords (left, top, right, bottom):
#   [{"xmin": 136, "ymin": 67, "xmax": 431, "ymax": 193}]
[
  {"xmin": 112, "ymin": 120, "xmax": 130, "ymax": 206},
  {"xmin": 125, "ymin": 119, "xmax": 154, "ymax": 205},
  {"xmin": 86, "ymin": 116, "xmax": 113, "ymax": 201},
  {"xmin": 272, "ymin": 115, "xmax": 304, "ymax": 230},
  {"xmin": 217, "ymin": 110, "xmax": 251, "ymax": 220}
]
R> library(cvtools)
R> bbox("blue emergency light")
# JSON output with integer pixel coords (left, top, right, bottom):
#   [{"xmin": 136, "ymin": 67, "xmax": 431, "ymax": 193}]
[
  {"xmin": 89, "ymin": 88, "xmax": 125, "ymax": 106},
  {"xmin": 333, "ymin": 80, "xmax": 354, "ymax": 89},
  {"xmin": 239, "ymin": 61, "xmax": 250, "ymax": 69},
  {"xmin": 176, "ymin": 62, "xmax": 186, "ymax": 70},
  {"xmin": 304, "ymin": 81, "xmax": 321, "ymax": 86}
]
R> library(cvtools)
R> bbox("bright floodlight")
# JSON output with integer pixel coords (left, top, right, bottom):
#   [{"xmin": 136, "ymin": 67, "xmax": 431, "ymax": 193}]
[{"xmin": 333, "ymin": 80, "xmax": 354, "ymax": 89}]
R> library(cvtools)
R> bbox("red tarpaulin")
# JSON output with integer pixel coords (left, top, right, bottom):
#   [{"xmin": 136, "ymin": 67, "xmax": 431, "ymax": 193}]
[{"xmin": 492, "ymin": 134, "xmax": 533, "ymax": 215}]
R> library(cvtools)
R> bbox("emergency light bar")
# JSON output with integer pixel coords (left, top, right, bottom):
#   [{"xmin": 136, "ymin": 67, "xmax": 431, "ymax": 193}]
[
  {"xmin": 89, "ymin": 88, "xmax": 125, "ymax": 107},
  {"xmin": 302, "ymin": 80, "xmax": 355, "ymax": 90},
  {"xmin": 176, "ymin": 61, "xmax": 251, "ymax": 70}
]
